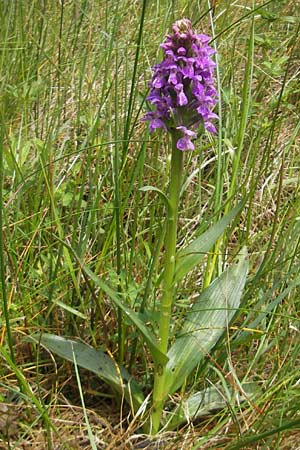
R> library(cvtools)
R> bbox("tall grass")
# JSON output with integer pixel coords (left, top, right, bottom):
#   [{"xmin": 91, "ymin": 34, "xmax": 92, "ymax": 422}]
[{"xmin": 0, "ymin": 0, "xmax": 299, "ymax": 448}]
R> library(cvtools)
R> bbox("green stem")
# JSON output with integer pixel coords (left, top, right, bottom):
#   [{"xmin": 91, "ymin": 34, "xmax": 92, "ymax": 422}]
[
  {"xmin": 0, "ymin": 125, "xmax": 15, "ymax": 362},
  {"xmin": 151, "ymin": 132, "xmax": 183, "ymax": 434}
]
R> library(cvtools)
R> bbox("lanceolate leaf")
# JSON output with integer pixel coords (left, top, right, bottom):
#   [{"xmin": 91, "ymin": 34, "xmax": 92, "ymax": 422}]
[
  {"xmin": 81, "ymin": 263, "xmax": 168, "ymax": 366},
  {"xmin": 50, "ymin": 239, "xmax": 168, "ymax": 367},
  {"xmin": 164, "ymin": 247, "xmax": 249, "ymax": 396},
  {"xmin": 165, "ymin": 381, "xmax": 260, "ymax": 430},
  {"xmin": 175, "ymin": 202, "xmax": 244, "ymax": 282},
  {"xmin": 31, "ymin": 334, "xmax": 144, "ymax": 411}
]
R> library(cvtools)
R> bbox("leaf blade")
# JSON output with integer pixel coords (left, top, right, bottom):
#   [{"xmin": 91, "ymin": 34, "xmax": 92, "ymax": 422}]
[
  {"xmin": 165, "ymin": 247, "xmax": 249, "ymax": 395},
  {"xmin": 166, "ymin": 381, "xmax": 260, "ymax": 430},
  {"xmin": 30, "ymin": 334, "xmax": 144, "ymax": 411},
  {"xmin": 81, "ymin": 263, "xmax": 168, "ymax": 366},
  {"xmin": 51, "ymin": 299, "xmax": 88, "ymax": 320},
  {"xmin": 139, "ymin": 185, "xmax": 171, "ymax": 210},
  {"xmin": 175, "ymin": 202, "xmax": 244, "ymax": 282},
  {"xmin": 43, "ymin": 238, "xmax": 168, "ymax": 367}
]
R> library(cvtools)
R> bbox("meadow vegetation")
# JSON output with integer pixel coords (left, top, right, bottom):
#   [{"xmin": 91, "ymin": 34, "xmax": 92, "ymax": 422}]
[{"xmin": 0, "ymin": 0, "xmax": 300, "ymax": 448}]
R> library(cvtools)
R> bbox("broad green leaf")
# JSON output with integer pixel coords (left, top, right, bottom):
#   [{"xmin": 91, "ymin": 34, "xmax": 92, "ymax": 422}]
[
  {"xmin": 175, "ymin": 202, "xmax": 244, "ymax": 281},
  {"xmin": 164, "ymin": 247, "xmax": 248, "ymax": 396},
  {"xmin": 165, "ymin": 381, "xmax": 260, "ymax": 430},
  {"xmin": 81, "ymin": 264, "xmax": 168, "ymax": 366},
  {"xmin": 30, "ymin": 334, "xmax": 144, "ymax": 411}
]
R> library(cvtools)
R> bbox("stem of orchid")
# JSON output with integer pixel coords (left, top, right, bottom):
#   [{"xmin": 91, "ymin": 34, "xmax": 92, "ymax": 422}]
[{"xmin": 151, "ymin": 131, "xmax": 183, "ymax": 434}]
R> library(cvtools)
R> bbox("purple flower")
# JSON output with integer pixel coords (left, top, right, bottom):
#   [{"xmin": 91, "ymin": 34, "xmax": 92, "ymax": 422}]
[
  {"xmin": 143, "ymin": 18, "xmax": 218, "ymax": 151},
  {"xmin": 176, "ymin": 126, "xmax": 197, "ymax": 151}
]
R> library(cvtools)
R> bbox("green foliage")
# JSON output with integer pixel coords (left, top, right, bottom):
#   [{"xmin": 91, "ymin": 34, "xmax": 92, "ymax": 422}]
[
  {"xmin": 165, "ymin": 248, "xmax": 248, "ymax": 396},
  {"xmin": 80, "ymin": 261, "xmax": 169, "ymax": 367},
  {"xmin": 166, "ymin": 381, "xmax": 260, "ymax": 430},
  {"xmin": 30, "ymin": 240, "xmax": 249, "ymax": 434},
  {"xmin": 175, "ymin": 201, "xmax": 244, "ymax": 281},
  {"xmin": 30, "ymin": 333, "xmax": 144, "ymax": 411},
  {"xmin": 0, "ymin": 0, "xmax": 299, "ymax": 447}
]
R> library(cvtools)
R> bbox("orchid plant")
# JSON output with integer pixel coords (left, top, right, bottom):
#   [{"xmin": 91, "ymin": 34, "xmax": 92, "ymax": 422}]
[{"xmin": 31, "ymin": 19, "xmax": 250, "ymax": 434}]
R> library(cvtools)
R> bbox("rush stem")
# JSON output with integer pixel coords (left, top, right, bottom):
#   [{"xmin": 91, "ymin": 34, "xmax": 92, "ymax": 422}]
[{"xmin": 151, "ymin": 131, "xmax": 183, "ymax": 434}]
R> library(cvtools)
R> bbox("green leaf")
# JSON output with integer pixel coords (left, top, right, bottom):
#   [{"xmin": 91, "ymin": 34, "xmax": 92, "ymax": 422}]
[
  {"xmin": 52, "ymin": 299, "xmax": 88, "ymax": 320},
  {"xmin": 30, "ymin": 334, "xmax": 144, "ymax": 411},
  {"xmin": 139, "ymin": 185, "xmax": 171, "ymax": 210},
  {"xmin": 45, "ymin": 238, "xmax": 168, "ymax": 367},
  {"xmin": 164, "ymin": 247, "xmax": 249, "ymax": 395},
  {"xmin": 81, "ymin": 263, "xmax": 168, "ymax": 366},
  {"xmin": 175, "ymin": 202, "xmax": 244, "ymax": 282},
  {"xmin": 165, "ymin": 381, "xmax": 260, "ymax": 430}
]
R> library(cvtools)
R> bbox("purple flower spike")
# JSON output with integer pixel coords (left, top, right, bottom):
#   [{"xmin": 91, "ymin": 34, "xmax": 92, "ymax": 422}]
[{"xmin": 143, "ymin": 18, "xmax": 218, "ymax": 151}]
